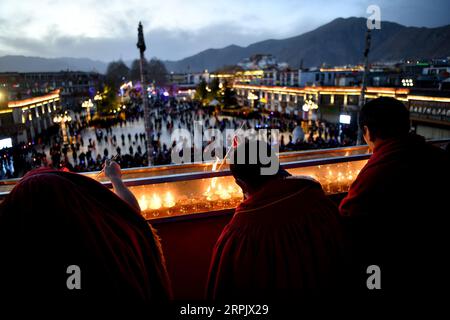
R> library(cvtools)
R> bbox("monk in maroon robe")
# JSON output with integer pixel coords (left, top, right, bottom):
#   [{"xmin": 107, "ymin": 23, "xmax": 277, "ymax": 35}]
[
  {"xmin": 339, "ymin": 97, "xmax": 450, "ymax": 295},
  {"xmin": 206, "ymin": 140, "xmax": 346, "ymax": 301},
  {"xmin": 0, "ymin": 162, "xmax": 172, "ymax": 304}
]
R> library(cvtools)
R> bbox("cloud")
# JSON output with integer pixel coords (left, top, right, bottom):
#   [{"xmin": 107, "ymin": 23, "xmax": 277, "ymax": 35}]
[
  {"xmin": 0, "ymin": 20, "xmax": 325, "ymax": 62},
  {"xmin": 0, "ymin": 0, "xmax": 449, "ymax": 62}
]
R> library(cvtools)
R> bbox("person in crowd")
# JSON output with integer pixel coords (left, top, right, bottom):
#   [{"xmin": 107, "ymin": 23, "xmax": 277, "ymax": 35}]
[
  {"xmin": 206, "ymin": 139, "xmax": 346, "ymax": 300},
  {"xmin": 0, "ymin": 161, "xmax": 172, "ymax": 303},
  {"xmin": 339, "ymin": 97, "xmax": 450, "ymax": 295}
]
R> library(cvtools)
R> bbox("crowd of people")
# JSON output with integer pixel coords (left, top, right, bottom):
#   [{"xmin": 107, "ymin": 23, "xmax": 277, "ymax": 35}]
[
  {"xmin": 0, "ymin": 97, "xmax": 448, "ymax": 308},
  {"xmin": 1, "ymin": 100, "xmax": 357, "ymax": 180}
]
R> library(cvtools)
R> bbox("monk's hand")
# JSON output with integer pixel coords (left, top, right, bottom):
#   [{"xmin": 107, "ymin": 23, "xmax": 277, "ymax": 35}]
[{"xmin": 104, "ymin": 160, "xmax": 122, "ymax": 182}]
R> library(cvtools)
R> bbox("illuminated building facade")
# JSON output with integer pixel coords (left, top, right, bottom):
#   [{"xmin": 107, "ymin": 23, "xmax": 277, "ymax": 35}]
[
  {"xmin": 234, "ymin": 84, "xmax": 450, "ymax": 129},
  {"xmin": 0, "ymin": 89, "xmax": 60, "ymax": 144},
  {"xmin": 0, "ymin": 71, "xmax": 104, "ymax": 110}
]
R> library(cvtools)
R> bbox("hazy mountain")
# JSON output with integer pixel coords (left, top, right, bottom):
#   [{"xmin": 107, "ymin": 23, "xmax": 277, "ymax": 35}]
[
  {"xmin": 0, "ymin": 55, "xmax": 108, "ymax": 73},
  {"xmin": 164, "ymin": 17, "xmax": 450, "ymax": 72},
  {"xmin": 1, "ymin": 17, "xmax": 449, "ymax": 74}
]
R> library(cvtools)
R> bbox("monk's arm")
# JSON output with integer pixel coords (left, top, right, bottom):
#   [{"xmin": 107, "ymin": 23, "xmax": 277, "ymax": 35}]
[
  {"xmin": 110, "ymin": 177, "xmax": 141, "ymax": 213},
  {"xmin": 105, "ymin": 160, "xmax": 141, "ymax": 213}
]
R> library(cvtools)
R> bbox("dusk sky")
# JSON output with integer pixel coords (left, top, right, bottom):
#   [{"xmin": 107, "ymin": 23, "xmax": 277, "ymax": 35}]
[{"xmin": 0, "ymin": 0, "xmax": 449, "ymax": 62}]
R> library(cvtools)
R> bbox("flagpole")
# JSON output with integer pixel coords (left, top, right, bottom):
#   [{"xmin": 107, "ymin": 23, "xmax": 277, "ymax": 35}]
[
  {"xmin": 357, "ymin": 28, "xmax": 371, "ymax": 145},
  {"xmin": 137, "ymin": 21, "xmax": 153, "ymax": 165}
]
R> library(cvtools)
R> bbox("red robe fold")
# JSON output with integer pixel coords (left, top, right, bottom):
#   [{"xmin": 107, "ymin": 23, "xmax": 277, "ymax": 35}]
[
  {"xmin": 0, "ymin": 168, "xmax": 172, "ymax": 304},
  {"xmin": 206, "ymin": 177, "xmax": 345, "ymax": 300},
  {"xmin": 339, "ymin": 134, "xmax": 450, "ymax": 293},
  {"xmin": 340, "ymin": 134, "xmax": 448, "ymax": 218}
]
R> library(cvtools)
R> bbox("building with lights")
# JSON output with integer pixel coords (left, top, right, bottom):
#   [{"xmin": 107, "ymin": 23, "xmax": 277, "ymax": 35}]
[
  {"xmin": 234, "ymin": 83, "xmax": 450, "ymax": 137},
  {"xmin": 0, "ymin": 89, "xmax": 60, "ymax": 144},
  {"xmin": 0, "ymin": 71, "xmax": 104, "ymax": 110},
  {"xmin": 167, "ymin": 53, "xmax": 450, "ymax": 137}
]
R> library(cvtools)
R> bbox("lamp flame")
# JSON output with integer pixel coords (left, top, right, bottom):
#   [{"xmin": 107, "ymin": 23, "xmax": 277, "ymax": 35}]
[
  {"xmin": 149, "ymin": 193, "xmax": 162, "ymax": 210},
  {"xmin": 139, "ymin": 195, "xmax": 148, "ymax": 211},
  {"xmin": 163, "ymin": 192, "xmax": 175, "ymax": 208}
]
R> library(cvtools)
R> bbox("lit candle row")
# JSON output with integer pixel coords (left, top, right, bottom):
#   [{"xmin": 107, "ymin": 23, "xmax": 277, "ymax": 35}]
[
  {"xmin": 139, "ymin": 192, "xmax": 176, "ymax": 211},
  {"xmin": 135, "ymin": 165, "xmax": 363, "ymax": 216},
  {"xmin": 204, "ymin": 183, "xmax": 242, "ymax": 201}
]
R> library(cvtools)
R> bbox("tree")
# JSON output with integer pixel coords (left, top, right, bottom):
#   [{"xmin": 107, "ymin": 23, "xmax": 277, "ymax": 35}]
[
  {"xmin": 130, "ymin": 58, "xmax": 168, "ymax": 88},
  {"xmin": 194, "ymin": 79, "xmax": 208, "ymax": 104},
  {"xmin": 105, "ymin": 60, "xmax": 130, "ymax": 89},
  {"xmin": 96, "ymin": 85, "xmax": 119, "ymax": 114},
  {"xmin": 194, "ymin": 78, "xmax": 233, "ymax": 107},
  {"xmin": 148, "ymin": 58, "xmax": 168, "ymax": 87},
  {"xmin": 129, "ymin": 59, "xmax": 148, "ymax": 82},
  {"xmin": 209, "ymin": 77, "xmax": 220, "ymax": 93},
  {"xmin": 207, "ymin": 77, "xmax": 221, "ymax": 103},
  {"xmin": 222, "ymin": 81, "xmax": 237, "ymax": 107}
]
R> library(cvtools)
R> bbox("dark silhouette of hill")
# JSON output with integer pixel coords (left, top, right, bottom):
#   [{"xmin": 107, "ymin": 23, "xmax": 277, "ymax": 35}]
[{"xmin": 164, "ymin": 17, "xmax": 450, "ymax": 72}]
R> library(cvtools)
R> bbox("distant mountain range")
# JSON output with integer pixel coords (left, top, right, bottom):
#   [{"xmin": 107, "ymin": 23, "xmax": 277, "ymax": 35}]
[
  {"xmin": 164, "ymin": 17, "xmax": 450, "ymax": 72},
  {"xmin": 0, "ymin": 55, "xmax": 108, "ymax": 73},
  {"xmin": 1, "ymin": 17, "xmax": 450, "ymax": 74}
]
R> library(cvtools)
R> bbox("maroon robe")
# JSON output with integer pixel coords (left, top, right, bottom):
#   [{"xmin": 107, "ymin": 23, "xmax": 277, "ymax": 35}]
[
  {"xmin": 339, "ymin": 134, "xmax": 450, "ymax": 294},
  {"xmin": 206, "ymin": 176, "xmax": 345, "ymax": 300},
  {"xmin": 0, "ymin": 168, "xmax": 172, "ymax": 304}
]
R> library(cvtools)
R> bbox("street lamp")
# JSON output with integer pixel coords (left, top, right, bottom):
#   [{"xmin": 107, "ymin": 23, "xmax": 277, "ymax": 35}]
[
  {"xmin": 94, "ymin": 93, "xmax": 103, "ymax": 101},
  {"xmin": 53, "ymin": 111, "xmax": 73, "ymax": 144},
  {"xmin": 302, "ymin": 96, "xmax": 319, "ymax": 120},
  {"xmin": 247, "ymin": 91, "xmax": 258, "ymax": 108},
  {"xmin": 402, "ymin": 78, "xmax": 414, "ymax": 87},
  {"xmin": 82, "ymin": 99, "xmax": 94, "ymax": 122}
]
